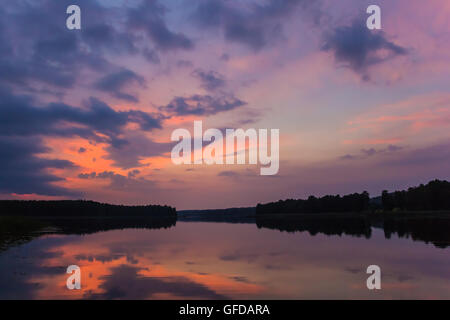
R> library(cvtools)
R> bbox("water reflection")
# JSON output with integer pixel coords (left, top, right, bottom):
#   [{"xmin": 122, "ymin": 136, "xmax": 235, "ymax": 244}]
[
  {"xmin": 382, "ymin": 215, "xmax": 450, "ymax": 249},
  {"xmin": 46, "ymin": 216, "xmax": 177, "ymax": 235},
  {"xmin": 256, "ymin": 214, "xmax": 372, "ymax": 238},
  {"xmin": 256, "ymin": 213, "xmax": 450, "ymax": 249},
  {"xmin": 0, "ymin": 221, "xmax": 449, "ymax": 299},
  {"xmin": 0, "ymin": 216, "xmax": 176, "ymax": 254}
]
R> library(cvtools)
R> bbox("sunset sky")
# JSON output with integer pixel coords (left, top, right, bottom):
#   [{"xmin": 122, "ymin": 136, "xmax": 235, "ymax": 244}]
[{"xmin": 1, "ymin": 0, "xmax": 449, "ymax": 209}]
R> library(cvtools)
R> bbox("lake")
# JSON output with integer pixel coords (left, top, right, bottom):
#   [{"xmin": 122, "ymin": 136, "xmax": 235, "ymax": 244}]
[{"xmin": 0, "ymin": 218, "xmax": 449, "ymax": 299}]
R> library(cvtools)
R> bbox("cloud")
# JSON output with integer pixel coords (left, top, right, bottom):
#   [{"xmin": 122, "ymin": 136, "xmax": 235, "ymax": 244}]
[
  {"xmin": 128, "ymin": 169, "xmax": 140, "ymax": 178},
  {"xmin": 94, "ymin": 69, "xmax": 146, "ymax": 102},
  {"xmin": 82, "ymin": 23, "xmax": 139, "ymax": 55},
  {"xmin": 340, "ymin": 145, "xmax": 404, "ymax": 161},
  {"xmin": 177, "ymin": 60, "xmax": 194, "ymax": 68},
  {"xmin": 0, "ymin": 0, "xmax": 173, "ymax": 196},
  {"xmin": 77, "ymin": 170, "xmax": 156, "ymax": 191},
  {"xmin": 78, "ymin": 172, "xmax": 97, "ymax": 179},
  {"xmin": 0, "ymin": 1, "xmax": 113, "ymax": 90},
  {"xmin": 162, "ymin": 94, "xmax": 246, "ymax": 116},
  {"xmin": 127, "ymin": 0, "xmax": 194, "ymax": 51},
  {"xmin": 142, "ymin": 48, "xmax": 160, "ymax": 64},
  {"xmin": 361, "ymin": 148, "xmax": 377, "ymax": 157},
  {"xmin": 381, "ymin": 143, "xmax": 450, "ymax": 168},
  {"xmin": 322, "ymin": 20, "xmax": 407, "ymax": 78},
  {"xmin": 192, "ymin": 0, "xmax": 321, "ymax": 51},
  {"xmin": 220, "ymin": 53, "xmax": 230, "ymax": 61},
  {"xmin": 386, "ymin": 145, "xmax": 403, "ymax": 152},
  {"xmin": 0, "ymin": 136, "xmax": 78, "ymax": 196},
  {"xmin": 218, "ymin": 171, "xmax": 240, "ymax": 178},
  {"xmin": 0, "ymin": 0, "xmax": 193, "ymax": 94},
  {"xmin": 340, "ymin": 154, "xmax": 357, "ymax": 161},
  {"xmin": 0, "ymin": 87, "xmax": 162, "ymax": 195},
  {"xmin": 219, "ymin": 250, "xmax": 259, "ymax": 263},
  {"xmin": 191, "ymin": 69, "xmax": 226, "ymax": 91},
  {"xmin": 0, "ymin": 91, "xmax": 161, "ymax": 143},
  {"xmin": 104, "ymin": 132, "xmax": 172, "ymax": 169}
]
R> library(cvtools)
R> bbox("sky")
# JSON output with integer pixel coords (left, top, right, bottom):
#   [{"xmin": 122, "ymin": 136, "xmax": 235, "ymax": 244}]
[{"xmin": 0, "ymin": 0, "xmax": 449, "ymax": 210}]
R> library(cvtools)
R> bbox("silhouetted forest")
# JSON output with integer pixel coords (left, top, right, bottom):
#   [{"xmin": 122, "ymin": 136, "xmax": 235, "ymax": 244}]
[
  {"xmin": 0, "ymin": 200, "xmax": 176, "ymax": 217},
  {"xmin": 0, "ymin": 201, "xmax": 177, "ymax": 251},
  {"xmin": 381, "ymin": 180, "xmax": 450, "ymax": 211},
  {"xmin": 256, "ymin": 180, "xmax": 450, "ymax": 214},
  {"xmin": 256, "ymin": 192, "xmax": 370, "ymax": 214}
]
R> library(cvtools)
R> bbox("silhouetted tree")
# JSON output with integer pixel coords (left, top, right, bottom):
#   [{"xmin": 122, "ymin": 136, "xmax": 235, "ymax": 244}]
[
  {"xmin": 0, "ymin": 200, "xmax": 176, "ymax": 217},
  {"xmin": 256, "ymin": 191, "xmax": 370, "ymax": 214},
  {"xmin": 381, "ymin": 180, "xmax": 450, "ymax": 211}
]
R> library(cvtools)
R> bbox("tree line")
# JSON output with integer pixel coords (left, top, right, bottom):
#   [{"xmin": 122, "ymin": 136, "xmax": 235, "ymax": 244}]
[
  {"xmin": 256, "ymin": 179, "xmax": 450, "ymax": 214},
  {"xmin": 256, "ymin": 192, "xmax": 370, "ymax": 214},
  {"xmin": 0, "ymin": 200, "xmax": 176, "ymax": 217},
  {"xmin": 382, "ymin": 179, "xmax": 450, "ymax": 211}
]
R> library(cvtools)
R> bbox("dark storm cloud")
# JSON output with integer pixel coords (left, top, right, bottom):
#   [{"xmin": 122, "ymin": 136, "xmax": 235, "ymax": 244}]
[
  {"xmin": 0, "ymin": 90, "xmax": 161, "ymax": 142},
  {"xmin": 191, "ymin": 69, "xmax": 226, "ymax": 91},
  {"xmin": 104, "ymin": 133, "xmax": 172, "ymax": 169},
  {"xmin": 0, "ymin": 136, "xmax": 78, "ymax": 196},
  {"xmin": 0, "ymin": 22, "xmax": 11, "ymax": 56},
  {"xmin": 0, "ymin": 1, "xmax": 205, "ymax": 198},
  {"xmin": 94, "ymin": 69, "xmax": 146, "ymax": 102},
  {"xmin": 322, "ymin": 21, "xmax": 407, "ymax": 76},
  {"xmin": 0, "ymin": 0, "xmax": 194, "ymax": 93},
  {"xmin": 0, "ymin": 1, "xmax": 113, "ymax": 90},
  {"xmin": 192, "ymin": 0, "xmax": 321, "ymax": 51},
  {"xmin": 0, "ymin": 88, "xmax": 162, "ymax": 195},
  {"xmin": 162, "ymin": 94, "xmax": 246, "ymax": 116},
  {"xmin": 127, "ymin": 0, "xmax": 194, "ymax": 51},
  {"xmin": 0, "ymin": 33, "xmax": 106, "ymax": 89},
  {"xmin": 82, "ymin": 23, "xmax": 139, "ymax": 55}
]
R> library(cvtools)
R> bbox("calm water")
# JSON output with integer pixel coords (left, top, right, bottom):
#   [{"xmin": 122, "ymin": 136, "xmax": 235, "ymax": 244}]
[{"xmin": 0, "ymin": 221, "xmax": 449, "ymax": 299}]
